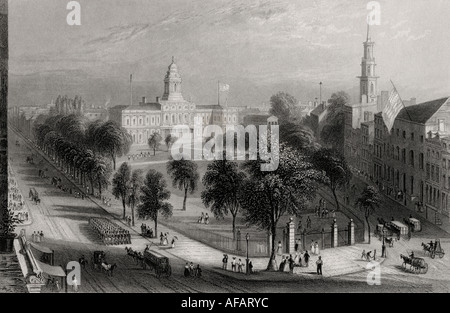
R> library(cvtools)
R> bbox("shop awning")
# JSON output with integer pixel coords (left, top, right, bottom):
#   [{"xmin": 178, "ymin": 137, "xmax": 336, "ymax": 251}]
[{"xmin": 36, "ymin": 260, "xmax": 66, "ymax": 277}]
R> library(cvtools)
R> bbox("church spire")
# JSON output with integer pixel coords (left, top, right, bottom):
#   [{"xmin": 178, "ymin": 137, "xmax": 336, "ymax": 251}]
[{"xmin": 358, "ymin": 25, "xmax": 378, "ymax": 103}]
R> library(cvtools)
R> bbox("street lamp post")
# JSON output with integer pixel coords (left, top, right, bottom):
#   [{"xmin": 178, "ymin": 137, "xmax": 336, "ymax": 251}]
[{"xmin": 246, "ymin": 233, "xmax": 249, "ymax": 275}]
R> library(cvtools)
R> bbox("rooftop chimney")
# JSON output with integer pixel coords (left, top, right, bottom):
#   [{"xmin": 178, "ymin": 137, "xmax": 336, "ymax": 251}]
[
  {"xmin": 142, "ymin": 97, "xmax": 146, "ymax": 104},
  {"xmin": 156, "ymin": 96, "xmax": 160, "ymax": 103}
]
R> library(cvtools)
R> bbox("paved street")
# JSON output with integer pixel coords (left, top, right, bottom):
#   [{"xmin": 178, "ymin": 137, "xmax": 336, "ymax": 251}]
[{"xmin": 7, "ymin": 128, "xmax": 450, "ymax": 293}]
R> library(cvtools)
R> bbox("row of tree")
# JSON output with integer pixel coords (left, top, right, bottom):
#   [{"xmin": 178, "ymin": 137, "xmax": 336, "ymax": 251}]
[{"xmin": 33, "ymin": 114, "xmax": 132, "ymax": 197}]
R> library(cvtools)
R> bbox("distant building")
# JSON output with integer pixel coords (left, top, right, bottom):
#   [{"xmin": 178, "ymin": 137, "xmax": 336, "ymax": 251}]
[
  {"xmin": 109, "ymin": 58, "xmax": 239, "ymax": 146},
  {"xmin": 84, "ymin": 106, "xmax": 109, "ymax": 121}
]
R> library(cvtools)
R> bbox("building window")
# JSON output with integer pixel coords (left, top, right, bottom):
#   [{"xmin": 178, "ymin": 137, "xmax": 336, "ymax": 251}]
[
  {"xmin": 410, "ymin": 176, "xmax": 414, "ymax": 194},
  {"xmin": 426, "ymin": 163, "xmax": 430, "ymax": 179},
  {"xmin": 402, "ymin": 130, "xmax": 406, "ymax": 139},
  {"xmin": 420, "ymin": 135, "xmax": 424, "ymax": 143},
  {"xmin": 411, "ymin": 132, "xmax": 415, "ymax": 141},
  {"xmin": 431, "ymin": 165, "xmax": 435, "ymax": 181},
  {"xmin": 409, "ymin": 150, "xmax": 414, "ymax": 167},
  {"xmin": 402, "ymin": 149, "xmax": 406, "ymax": 164},
  {"xmin": 419, "ymin": 153, "xmax": 424, "ymax": 169},
  {"xmin": 439, "ymin": 119, "xmax": 445, "ymax": 132},
  {"xmin": 396, "ymin": 129, "xmax": 400, "ymax": 137}
]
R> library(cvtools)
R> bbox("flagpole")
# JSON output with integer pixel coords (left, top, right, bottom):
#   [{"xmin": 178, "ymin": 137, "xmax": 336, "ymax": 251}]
[
  {"xmin": 130, "ymin": 74, "xmax": 133, "ymax": 106},
  {"xmin": 390, "ymin": 80, "xmax": 413, "ymax": 121},
  {"xmin": 217, "ymin": 80, "xmax": 220, "ymax": 106}
]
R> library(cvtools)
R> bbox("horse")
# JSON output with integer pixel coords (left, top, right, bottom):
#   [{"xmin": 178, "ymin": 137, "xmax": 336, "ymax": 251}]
[
  {"xmin": 101, "ymin": 263, "xmax": 117, "ymax": 276},
  {"xmin": 385, "ymin": 237, "xmax": 395, "ymax": 247},
  {"xmin": 400, "ymin": 254, "xmax": 425, "ymax": 273},
  {"xmin": 421, "ymin": 242, "xmax": 433, "ymax": 256}
]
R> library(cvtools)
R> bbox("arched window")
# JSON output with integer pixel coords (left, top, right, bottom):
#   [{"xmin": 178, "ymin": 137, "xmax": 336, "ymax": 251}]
[{"xmin": 370, "ymin": 82, "xmax": 374, "ymax": 94}]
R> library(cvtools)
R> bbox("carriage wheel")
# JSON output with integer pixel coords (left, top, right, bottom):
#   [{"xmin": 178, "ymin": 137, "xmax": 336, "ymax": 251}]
[
  {"xmin": 431, "ymin": 252, "xmax": 436, "ymax": 259},
  {"xmin": 421, "ymin": 263, "xmax": 428, "ymax": 274},
  {"xmin": 439, "ymin": 253, "xmax": 444, "ymax": 259},
  {"xmin": 166, "ymin": 265, "xmax": 172, "ymax": 277}
]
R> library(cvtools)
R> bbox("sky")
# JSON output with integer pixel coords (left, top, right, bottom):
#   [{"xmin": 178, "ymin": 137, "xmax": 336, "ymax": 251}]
[{"xmin": 8, "ymin": 0, "xmax": 450, "ymax": 106}]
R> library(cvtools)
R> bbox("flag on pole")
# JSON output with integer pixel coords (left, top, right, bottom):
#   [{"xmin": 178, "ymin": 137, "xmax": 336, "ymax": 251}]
[
  {"xmin": 219, "ymin": 82, "xmax": 230, "ymax": 92},
  {"xmin": 382, "ymin": 84, "xmax": 404, "ymax": 132},
  {"xmin": 130, "ymin": 74, "xmax": 133, "ymax": 83}
]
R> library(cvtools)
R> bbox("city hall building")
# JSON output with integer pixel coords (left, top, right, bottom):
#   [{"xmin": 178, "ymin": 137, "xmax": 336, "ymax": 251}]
[{"xmin": 109, "ymin": 58, "xmax": 239, "ymax": 146}]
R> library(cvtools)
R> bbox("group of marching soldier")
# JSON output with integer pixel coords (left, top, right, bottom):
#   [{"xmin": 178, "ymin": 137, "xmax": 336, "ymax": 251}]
[{"xmin": 90, "ymin": 218, "xmax": 131, "ymax": 245}]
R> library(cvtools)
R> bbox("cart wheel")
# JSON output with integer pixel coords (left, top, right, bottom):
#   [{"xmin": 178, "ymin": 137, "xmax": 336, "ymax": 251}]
[
  {"xmin": 422, "ymin": 263, "xmax": 428, "ymax": 274},
  {"xmin": 439, "ymin": 253, "xmax": 444, "ymax": 259},
  {"xmin": 166, "ymin": 265, "xmax": 172, "ymax": 277},
  {"xmin": 431, "ymin": 252, "xmax": 436, "ymax": 259}
]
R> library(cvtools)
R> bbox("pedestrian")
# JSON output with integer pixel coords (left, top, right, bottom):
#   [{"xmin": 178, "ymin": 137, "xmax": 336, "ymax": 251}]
[
  {"xmin": 288, "ymin": 254, "xmax": 295, "ymax": 273},
  {"xmin": 307, "ymin": 216, "xmax": 311, "ymax": 229},
  {"xmin": 315, "ymin": 242, "xmax": 320, "ymax": 255},
  {"xmin": 195, "ymin": 264, "xmax": 202, "ymax": 277},
  {"xmin": 160, "ymin": 232, "xmax": 164, "ymax": 245},
  {"xmin": 248, "ymin": 260, "xmax": 253, "ymax": 274},
  {"xmin": 279, "ymin": 256, "xmax": 286, "ymax": 272},
  {"xmin": 222, "ymin": 254, "xmax": 228, "ymax": 270},
  {"xmin": 171, "ymin": 238, "xmax": 176, "ymax": 248},
  {"xmin": 294, "ymin": 239, "xmax": 299, "ymax": 252},
  {"xmin": 382, "ymin": 244, "xmax": 386, "ymax": 258},
  {"xmin": 310, "ymin": 240, "xmax": 315, "ymax": 255},
  {"xmin": 40, "ymin": 231, "xmax": 44, "ymax": 242},
  {"xmin": 32, "ymin": 231, "xmax": 36, "ymax": 242},
  {"xmin": 361, "ymin": 250, "xmax": 366, "ymax": 260},
  {"xmin": 184, "ymin": 263, "xmax": 190, "ymax": 277},
  {"xmin": 237, "ymin": 259, "xmax": 243, "ymax": 273},
  {"xmin": 373, "ymin": 249, "xmax": 377, "ymax": 260},
  {"xmin": 72, "ymin": 276, "xmax": 79, "ymax": 292},
  {"xmin": 277, "ymin": 241, "xmax": 282, "ymax": 255},
  {"xmin": 303, "ymin": 250, "xmax": 310, "ymax": 267},
  {"xmin": 35, "ymin": 231, "xmax": 41, "ymax": 243},
  {"xmin": 316, "ymin": 256, "xmax": 323, "ymax": 275},
  {"xmin": 189, "ymin": 262, "xmax": 195, "ymax": 276},
  {"xmin": 205, "ymin": 213, "xmax": 209, "ymax": 225},
  {"xmin": 231, "ymin": 257, "xmax": 237, "ymax": 272}
]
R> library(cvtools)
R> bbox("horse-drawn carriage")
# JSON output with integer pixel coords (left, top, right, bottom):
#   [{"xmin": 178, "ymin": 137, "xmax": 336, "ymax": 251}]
[
  {"xmin": 422, "ymin": 239, "xmax": 445, "ymax": 259},
  {"xmin": 144, "ymin": 250, "xmax": 171, "ymax": 278},
  {"xmin": 403, "ymin": 217, "xmax": 421, "ymax": 232},
  {"xmin": 91, "ymin": 250, "xmax": 117, "ymax": 276},
  {"xmin": 91, "ymin": 251, "xmax": 106, "ymax": 270},
  {"xmin": 400, "ymin": 254, "xmax": 428, "ymax": 274},
  {"xmin": 29, "ymin": 187, "xmax": 40, "ymax": 204}
]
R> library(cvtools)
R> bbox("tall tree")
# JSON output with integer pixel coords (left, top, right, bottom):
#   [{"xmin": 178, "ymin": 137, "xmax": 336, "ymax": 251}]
[
  {"xmin": 355, "ymin": 186, "xmax": 382, "ymax": 244},
  {"xmin": 239, "ymin": 144, "xmax": 325, "ymax": 270},
  {"xmin": 137, "ymin": 170, "xmax": 173, "ymax": 238},
  {"xmin": 164, "ymin": 134, "xmax": 177, "ymax": 151},
  {"xmin": 94, "ymin": 121, "xmax": 132, "ymax": 169},
  {"xmin": 269, "ymin": 92, "xmax": 300, "ymax": 124},
  {"xmin": 312, "ymin": 148, "xmax": 352, "ymax": 211},
  {"xmin": 128, "ymin": 169, "xmax": 144, "ymax": 227},
  {"xmin": 148, "ymin": 132, "xmax": 162, "ymax": 156},
  {"xmin": 320, "ymin": 91, "xmax": 350, "ymax": 154},
  {"xmin": 166, "ymin": 156, "xmax": 199, "ymax": 211},
  {"xmin": 112, "ymin": 162, "xmax": 131, "ymax": 219},
  {"xmin": 201, "ymin": 158, "xmax": 246, "ymax": 239},
  {"xmin": 280, "ymin": 122, "xmax": 318, "ymax": 154}
]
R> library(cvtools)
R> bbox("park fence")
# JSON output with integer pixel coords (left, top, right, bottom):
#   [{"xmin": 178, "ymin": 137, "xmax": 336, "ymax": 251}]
[{"xmin": 161, "ymin": 221, "xmax": 270, "ymax": 258}]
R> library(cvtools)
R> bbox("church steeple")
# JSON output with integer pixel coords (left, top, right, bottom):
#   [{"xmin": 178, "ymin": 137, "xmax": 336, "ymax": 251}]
[
  {"xmin": 162, "ymin": 57, "xmax": 184, "ymax": 101},
  {"xmin": 358, "ymin": 25, "xmax": 378, "ymax": 103}
]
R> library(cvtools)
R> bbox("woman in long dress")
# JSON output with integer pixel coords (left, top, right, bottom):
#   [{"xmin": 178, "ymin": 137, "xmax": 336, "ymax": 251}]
[
  {"xmin": 277, "ymin": 241, "xmax": 282, "ymax": 255},
  {"xmin": 310, "ymin": 241, "xmax": 315, "ymax": 255},
  {"xmin": 315, "ymin": 242, "xmax": 320, "ymax": 256}
]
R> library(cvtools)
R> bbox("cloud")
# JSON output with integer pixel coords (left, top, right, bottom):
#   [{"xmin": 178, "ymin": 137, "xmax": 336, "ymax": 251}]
[{"xmin": 85, "ymin": 24, "xmax": 151, "ymax": 46}]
